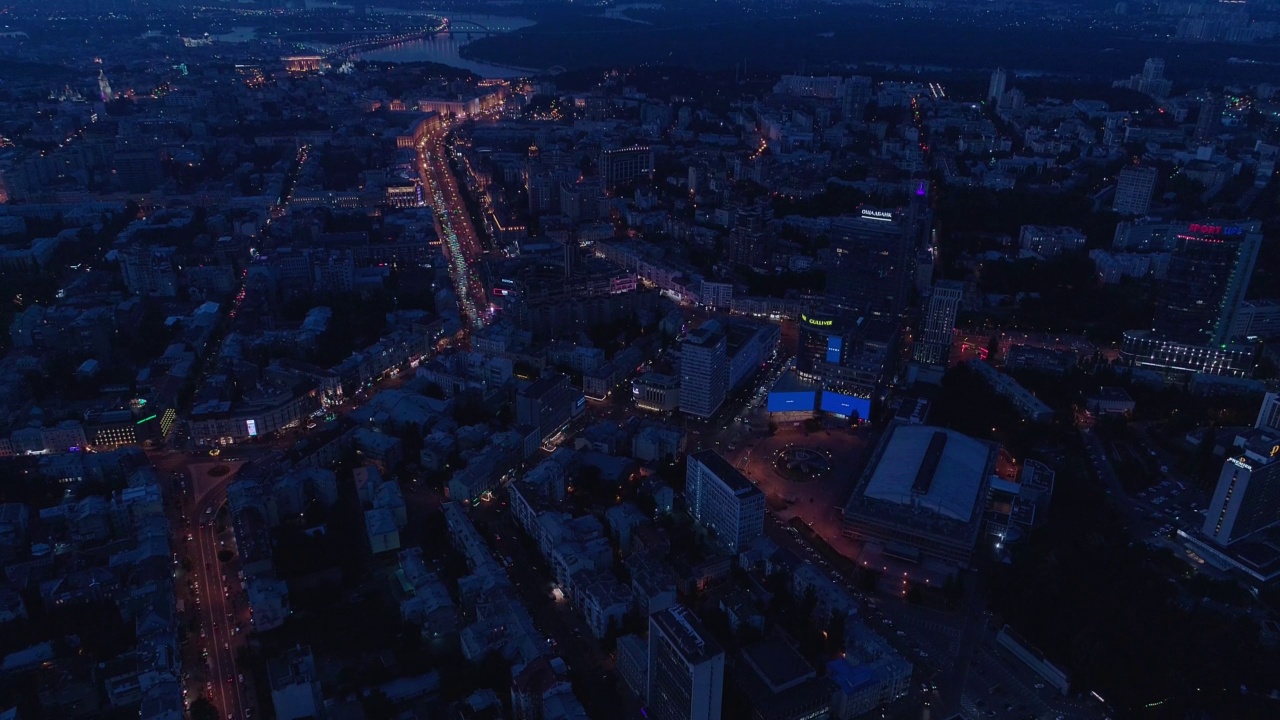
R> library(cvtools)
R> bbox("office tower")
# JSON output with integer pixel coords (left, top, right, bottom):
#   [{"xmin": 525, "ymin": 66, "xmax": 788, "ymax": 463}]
[
  {"xmin": 1111, "ymin": 166, "xmax": 1158, "ymax": 216},
  {"xmin": 825, "ymin": 207, "xmax": 917, "ymax": 319},
  {"xmin": 987, "ymin": 67, "xmax": 1007, "ymax": 103},
  {"xmin": 913, "ymin": 280, "xmax": 963, "ymax": 366},
  {"xmin": 648, "ymin": 605, "xmax": 725, "ymax": 720},
  {"xmin": 679, "ymin": 323, "xmax": 728, "ymax": 419},
  {"xmin": 1202, "ymin": 435, "xmax": 1280, "ymax": 546},
  {"xmin": 599, "ymin": 146, "xmax": 654, "ymax": 189},
  {"xmin": 796, "ymin": 311, "xmax": 849, "ymax": 380},
  {"xmin": 685, "ymin": 450, "xmax": 765, "ymax": 553},
  {"xmin": 1151, "ymin": 223, "xmax": 1260, "ymax": 346}
]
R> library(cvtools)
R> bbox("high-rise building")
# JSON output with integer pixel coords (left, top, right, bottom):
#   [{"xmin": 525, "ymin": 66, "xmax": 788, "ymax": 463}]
[
  {"xmin": 1120, "ymin": 219, "xmax": 1261, "ymax": 376},
  {"xmin": 987, "ymin": 67, "xmax": 1007, "ymax": 103},
  {"xmin": 727, "ymin": 201, "xmax": 772, "ymax": 266},
  {"xmin": 648, "ymin": 605, "xmax": 725, "ymax": 720},
  {"xmin": 685, "ymin": 450, "xmax": 765, "ymax": 553},
  {"xmin": 1195, "ymin": 94, "xmax": 1220, "ymax": 142},
  {"xmin": 825, "ymin": 206, "xmax": 920, "ymax": 320},
  {"xmin": 679, "ymin": 323, "xmax": 728, "ymax": 419},
  {"xmin": 1202, "ymin": 433, "xmax": 1280, "ymax": 547},
  {"xmin": 1114, "ymin": 58, "xmax": 1173, "ymax": 98},
  {"xmin": 912, "ymin": 280, "xmax": 963, "ymax": 366},
  {"xmin": 97, "ymin": 69, "xmax": 113, "ymax": 103},
  {"xmin": 796, "ymin": 311, "xmax": 851, "ymax": 381},
  {"xmin": 1151, "ymin": 222, "xmax": 1260, "ymax": 346},
  {"xmin": 1111, "ymin": 166, "xmax": 1158, "ymax": 216}
]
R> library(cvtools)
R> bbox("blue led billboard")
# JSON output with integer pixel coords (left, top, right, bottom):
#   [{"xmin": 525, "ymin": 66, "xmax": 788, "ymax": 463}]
[
  {"xmin": 767, "ymin": 390, "xmax": 816, "ymax": 413},
  {"xmin": 826, "ymin": 336, "xmax": 843, "ymax": 364},
  {"xmin": 819, "ymin": 391, "xmax": 870, "ymax": 419}
]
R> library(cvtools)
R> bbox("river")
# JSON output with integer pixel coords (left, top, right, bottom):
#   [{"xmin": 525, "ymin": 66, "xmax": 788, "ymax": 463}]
[{"xmin": 355, "ymin": 13, "xmax": 537, "ymax": 78}]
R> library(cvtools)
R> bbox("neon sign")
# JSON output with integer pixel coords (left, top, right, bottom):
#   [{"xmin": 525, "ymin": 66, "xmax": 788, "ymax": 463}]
[
  {"xmin": 861, "ymin": 209, "xmax": 894, "ymax": 221},
  {"xmin": 801, "ymin": 313, "xmax": 833, "ymax": 327},
  {"xmin": 1188, "ymin": 223, "xmax": 1244, "ymax": 236}
]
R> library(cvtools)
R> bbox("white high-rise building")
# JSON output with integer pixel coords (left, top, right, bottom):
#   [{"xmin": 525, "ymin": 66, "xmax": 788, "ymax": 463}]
[
  {"xmin": 1112, "ymin": 166, "xmax": 1158, "ymax": 216},
  {"xmin": 1202, "ymin": 434, "xmax": 1280, "ymax": 547},
  {"xmin": 686, "ymin": 450, "xmax": 765, "ymax": 553},
  {"xmin": 987, "ymin": 67, "xmax": 1007, "ymax": 103},
  {"xmin": 913, "ymin": 280, "xmax": 963, "ymax": 366},
  {"xmin": 648, "ymin": 605, "xmax": 725, "ymax": 720},
  {"xmin": 679, "ymin": 323, "xmax": 727, "ymax": 419}
]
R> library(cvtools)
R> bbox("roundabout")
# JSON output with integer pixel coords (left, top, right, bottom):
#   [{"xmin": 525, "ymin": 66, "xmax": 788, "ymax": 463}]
[{"xmin": 773, "ymin": 445, "xmax": 832, "ymax": 481}]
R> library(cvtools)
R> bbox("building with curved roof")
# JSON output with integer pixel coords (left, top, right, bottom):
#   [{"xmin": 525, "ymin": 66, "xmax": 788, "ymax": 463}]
[{"xmin": 842, "ymin": 424, "xmax": 997, "ymax": 567}]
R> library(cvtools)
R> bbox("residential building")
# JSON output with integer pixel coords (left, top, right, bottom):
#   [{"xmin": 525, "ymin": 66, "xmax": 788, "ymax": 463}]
[
  {"xmin": 967, "ymin": 361, "xmax": 1054, "ymax": 423},
  {"xmin": 648, "ymin": 605, "xmax": 725, "ymax": 720},
  {"xmin": 517, "ymin": 373, "xmax": 584, "ymax": 442},
  {"xmin": 268, "ymin": 646, "xmax": 324, "ymax": 720},
  {"xmin": 1112, "ymin": 166, "xmax": 1158, "ymax": 216},
  {"xmin": 1017, "ymin": 226, "xmax": 1086, "ymax": 257},
  {"xmin": 366, "ymin": 508, "xmax": 400, "ymax": 554},
  {"xmin": 617, "ymin": 634, "xmax": 649, "ymax": 700},
  {"xmin": 987, "ymin": 67, "xmax": 1007, "ymax": 103}
]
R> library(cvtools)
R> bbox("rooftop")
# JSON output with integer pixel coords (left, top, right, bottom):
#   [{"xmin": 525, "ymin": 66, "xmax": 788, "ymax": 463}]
[
  {"xmin": 860, "ymin": 425, "xmax": 995, "ymax": 523},
  {"xmin": 690, "ymin": 449, "xmax": 759, "ymax": 496},
  {"xmin": 651, "ymin": 605, "xmax": 723, "ymax": 665},
  {"xmin": 741, "ymin": 637, "xmax": 816, "ymax": 694},
  {"xmin": 683, "ymin": 325, "xmax": 725, "ymax": 348}
]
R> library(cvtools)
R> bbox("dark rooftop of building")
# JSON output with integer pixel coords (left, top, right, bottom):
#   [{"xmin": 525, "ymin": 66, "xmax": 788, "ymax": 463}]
[
  {"xmin": 520, "ymin": 373, "xmax": 566, "ymax": 399},
  {"xmin": 650, "ymin": 605, "xmax": 723, "ymax": 665},
  {"xmin": 690, "ymin": 449, "xmax": 760, "ymax": 497},
  {"xmin": 741, "ymin": 637, "xmax": 816, "ymax": 694}
]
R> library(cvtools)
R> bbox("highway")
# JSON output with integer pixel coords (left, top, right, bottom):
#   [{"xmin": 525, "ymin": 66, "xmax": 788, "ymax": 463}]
[
  {"xmin": 418, "ymin": 123, "xmax": 490, "ymax": 330},
  {"xmin": 190, "ymin": 478, "xmax": 249, "ymax": 720}
]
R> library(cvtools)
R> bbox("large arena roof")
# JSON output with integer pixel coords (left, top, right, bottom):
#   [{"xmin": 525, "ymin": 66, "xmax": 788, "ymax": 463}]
[{"xmin": 860, "ymin": 425, "xmax": 994, "ymax": 523}]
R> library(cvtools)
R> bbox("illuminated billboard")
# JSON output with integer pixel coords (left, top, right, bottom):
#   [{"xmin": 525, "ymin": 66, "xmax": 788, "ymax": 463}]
[
  {"xmin": 819, "ymin": 391, "xmax": 870, "ymax": 420},
  {"xmin": 246, "ymin": 419, "xmax": 258, "ymax": 437},
  {"xmin": 768, "ymin": 390, "xmax": 816, "ymax": 413},
  {"xmin": 826, "ymin": 336, "xmax": 843, "ymax": 364}
]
